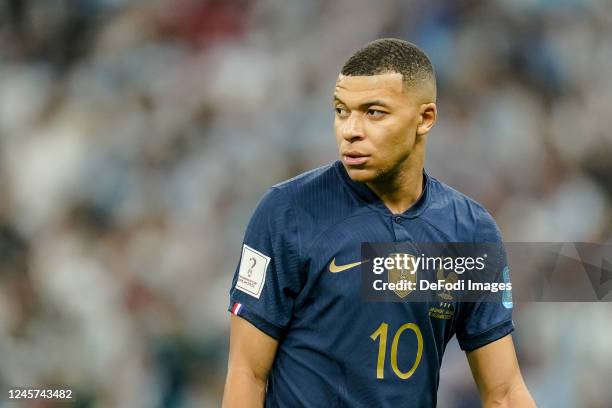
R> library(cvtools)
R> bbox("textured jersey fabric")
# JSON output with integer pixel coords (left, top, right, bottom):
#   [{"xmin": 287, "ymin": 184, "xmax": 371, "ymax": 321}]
[{"xmin": 228, "ymin": 161, "xmax": 513, "ymax": 408}]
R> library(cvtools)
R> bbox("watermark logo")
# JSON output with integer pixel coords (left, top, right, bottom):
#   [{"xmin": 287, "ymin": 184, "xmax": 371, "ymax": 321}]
[{"xmin": 362, "ymin": 242, "xmax": 612, "ymax": 303}]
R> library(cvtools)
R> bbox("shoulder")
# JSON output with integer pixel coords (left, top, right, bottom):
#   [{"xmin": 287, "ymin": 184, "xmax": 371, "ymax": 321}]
[
  {"xmin": 272, "ymin": 162, "xmax": 340, "ymax": 199},
  {"xmin": 252, "ymin": 161, "xmax": 348, "ymax": 217},
  {"xmin": 252, "ymin": 162, "xmax": 359, "ymax": 248},
  {"xmin": 270, "ymin": 162, "xmax": 353, "ymax": 219},
  {"xmin": 426, "ymin": 175, "xmax": 502, "ymax": 242},
  {"xmin": 251, "ymin": 163, "xmax": 336, "ymax": 209}
]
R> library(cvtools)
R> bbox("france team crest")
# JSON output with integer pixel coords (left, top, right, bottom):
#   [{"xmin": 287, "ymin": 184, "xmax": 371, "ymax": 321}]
[{"xmin": 387, "ymin": 253, "xmax": 417, "ymax": 298}]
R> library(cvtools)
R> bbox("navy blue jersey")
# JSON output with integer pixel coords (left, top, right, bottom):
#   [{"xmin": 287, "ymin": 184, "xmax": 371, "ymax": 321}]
[{"xmin": 228, "ymin": 161, "xmax": 513, "ymax": 407}]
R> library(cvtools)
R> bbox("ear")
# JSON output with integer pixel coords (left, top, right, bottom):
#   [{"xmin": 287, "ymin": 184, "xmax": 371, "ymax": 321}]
[{"xmin": 416, "ymin": 103, "xmax": 437, "ymax": 136}]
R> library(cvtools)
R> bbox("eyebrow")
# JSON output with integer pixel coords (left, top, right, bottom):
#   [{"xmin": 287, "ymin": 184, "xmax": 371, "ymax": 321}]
[{"xmin": 333, "ymin": 96, "xmax": 391, "ymax": 109}]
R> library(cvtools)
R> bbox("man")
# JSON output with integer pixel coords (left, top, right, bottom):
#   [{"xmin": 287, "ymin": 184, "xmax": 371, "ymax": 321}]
[{"xmin": 223, "ymin": 39, "xmax": 535, "ymax": 407}]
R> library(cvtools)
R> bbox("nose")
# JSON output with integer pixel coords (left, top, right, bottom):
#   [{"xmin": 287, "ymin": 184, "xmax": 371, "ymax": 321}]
[{"xmin": 341, "ymin": 113, "xmax": 365, "ymax": 142}]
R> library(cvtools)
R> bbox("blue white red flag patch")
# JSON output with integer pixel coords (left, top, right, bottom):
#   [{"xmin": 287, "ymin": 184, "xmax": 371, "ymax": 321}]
[{"xmin": 231, "ymin": 302, "xmax": 243, "ymax": 315}]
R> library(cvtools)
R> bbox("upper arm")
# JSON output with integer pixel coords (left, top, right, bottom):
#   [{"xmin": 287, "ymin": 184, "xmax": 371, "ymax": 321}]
[
  {"xmin": 457, "ymin": 211, "xmax": 514, "ymax": 351},
  {"xmin": 227, "ymin": 314, "xmax": 279, "ymax": 382},
  {"xmin": 467, "ymin": 335, "xmax": 536, "ymax": 407},
  {"xmin": 466, "ymin": 335, "xmax": 520, "ymax": 395},
  {"xmin": 228, "ymin": 187, "xmax": 303, "ymax": 339},
  {"xmin": 222, "ymin": 314, "xmax": 279, "ymax": 408},
  {"xmin": 224, "ymin": 187, "xmax": 303, "ymax": 406}
]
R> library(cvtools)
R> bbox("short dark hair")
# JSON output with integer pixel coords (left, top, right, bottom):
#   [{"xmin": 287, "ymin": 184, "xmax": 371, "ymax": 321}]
[{"xmin": 341, "ymin": 38, "xmax": 436, "ymax": 95}]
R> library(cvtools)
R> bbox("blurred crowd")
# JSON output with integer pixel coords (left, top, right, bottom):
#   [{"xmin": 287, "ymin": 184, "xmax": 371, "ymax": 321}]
[{"xmin": 0, "ymin": 0, "xmax": 611, "ymax": 407}]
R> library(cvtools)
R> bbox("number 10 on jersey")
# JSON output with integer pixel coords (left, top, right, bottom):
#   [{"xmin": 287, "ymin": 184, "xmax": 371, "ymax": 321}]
[{"xmin": 370, "ymin": 322, "xmax": 423, "ymax": 379}]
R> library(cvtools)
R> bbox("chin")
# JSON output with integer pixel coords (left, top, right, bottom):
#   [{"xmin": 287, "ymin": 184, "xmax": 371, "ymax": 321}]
[{"xmin": 344, "ymin": 166, "xmax": 380, "ymax": 183}]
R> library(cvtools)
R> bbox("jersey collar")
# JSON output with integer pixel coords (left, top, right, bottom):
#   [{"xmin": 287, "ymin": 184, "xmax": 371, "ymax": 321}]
[{"xmin": 334, "ymin": 160, "xmax": 431, "ymax": 219}]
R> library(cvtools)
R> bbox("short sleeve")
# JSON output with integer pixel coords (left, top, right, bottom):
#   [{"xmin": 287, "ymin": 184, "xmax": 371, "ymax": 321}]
[
  {"xmin": 228, "ymin": 187, "xmax": 303, "ymax": 339},
  {"xmin": 456, "ymin": 210, "xmax": 514, "ymax": 351}
]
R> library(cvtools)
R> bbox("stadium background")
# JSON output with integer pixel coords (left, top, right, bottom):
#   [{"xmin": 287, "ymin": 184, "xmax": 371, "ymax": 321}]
[{"xmin": 1, "ymin": 0, "xmax": 611, "ymax": 406}]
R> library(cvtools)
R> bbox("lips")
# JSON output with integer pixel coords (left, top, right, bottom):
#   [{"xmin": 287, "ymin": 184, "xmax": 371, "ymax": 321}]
[{"xmin": 343, "ymin": 151, "xmax": 369, "ymax": 166}]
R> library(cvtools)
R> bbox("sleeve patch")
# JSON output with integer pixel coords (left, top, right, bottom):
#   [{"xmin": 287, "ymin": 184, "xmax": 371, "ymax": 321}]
[
  {"xmin": 235, "ymin": 244, "xmax": 270, "ymax": 299},
  {"xmin": 231, "ymin": 302, "xmax": 243, "ymax": 315},
  {"xmin": 502, "ymin": 266, "xmax": 513, "ymax": 309}
]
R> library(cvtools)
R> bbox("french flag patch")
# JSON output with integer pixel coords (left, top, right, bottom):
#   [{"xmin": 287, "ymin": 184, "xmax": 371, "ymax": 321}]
[{"xmin": 231, "ymin": 302, "xmax": 243, "ymax": 315}]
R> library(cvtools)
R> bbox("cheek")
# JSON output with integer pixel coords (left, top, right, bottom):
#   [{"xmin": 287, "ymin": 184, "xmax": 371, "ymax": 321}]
[
  {"xmin": 369, "ymin": 123, "xmax": 405, "ymax": 151},
  {"xmin": 368, "ymin": 121, "xmax": 417, "ymax": 162},
  {"xmin": 333, "ymin": 119, "xmax": 343, "ymax": 144}
]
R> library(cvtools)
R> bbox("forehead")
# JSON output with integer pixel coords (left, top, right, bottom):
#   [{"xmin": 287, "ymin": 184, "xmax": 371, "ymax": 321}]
[{"xmin": 334, "ymin": 73, "xmax": 405, "ymax": 103}]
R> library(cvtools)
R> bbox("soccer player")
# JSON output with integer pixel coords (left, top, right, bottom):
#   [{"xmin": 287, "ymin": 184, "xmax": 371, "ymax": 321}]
[{"xmin": 222, "ymin": 39, "xmax": 535, "ymax": 407}]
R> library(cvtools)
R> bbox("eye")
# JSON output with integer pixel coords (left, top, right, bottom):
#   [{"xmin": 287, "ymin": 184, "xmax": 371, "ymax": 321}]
[
  {"xmin": 335, "ymin": 106, "xmax": 349, "ymax": 118},
  {"xmin": 367, "ymin": 109, "xmax": 386, "ymax": 119}
]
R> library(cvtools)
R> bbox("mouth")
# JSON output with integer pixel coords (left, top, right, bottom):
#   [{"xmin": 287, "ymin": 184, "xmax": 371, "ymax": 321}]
[{"xmin": 342, "ymin": 151, "xmax": 370, "ymax": 166}]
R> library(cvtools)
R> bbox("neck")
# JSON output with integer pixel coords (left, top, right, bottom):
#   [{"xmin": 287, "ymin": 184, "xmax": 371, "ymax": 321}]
[{"xmin": 366, "ymin": 140, "xmax": 426, "ymax": 215}]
